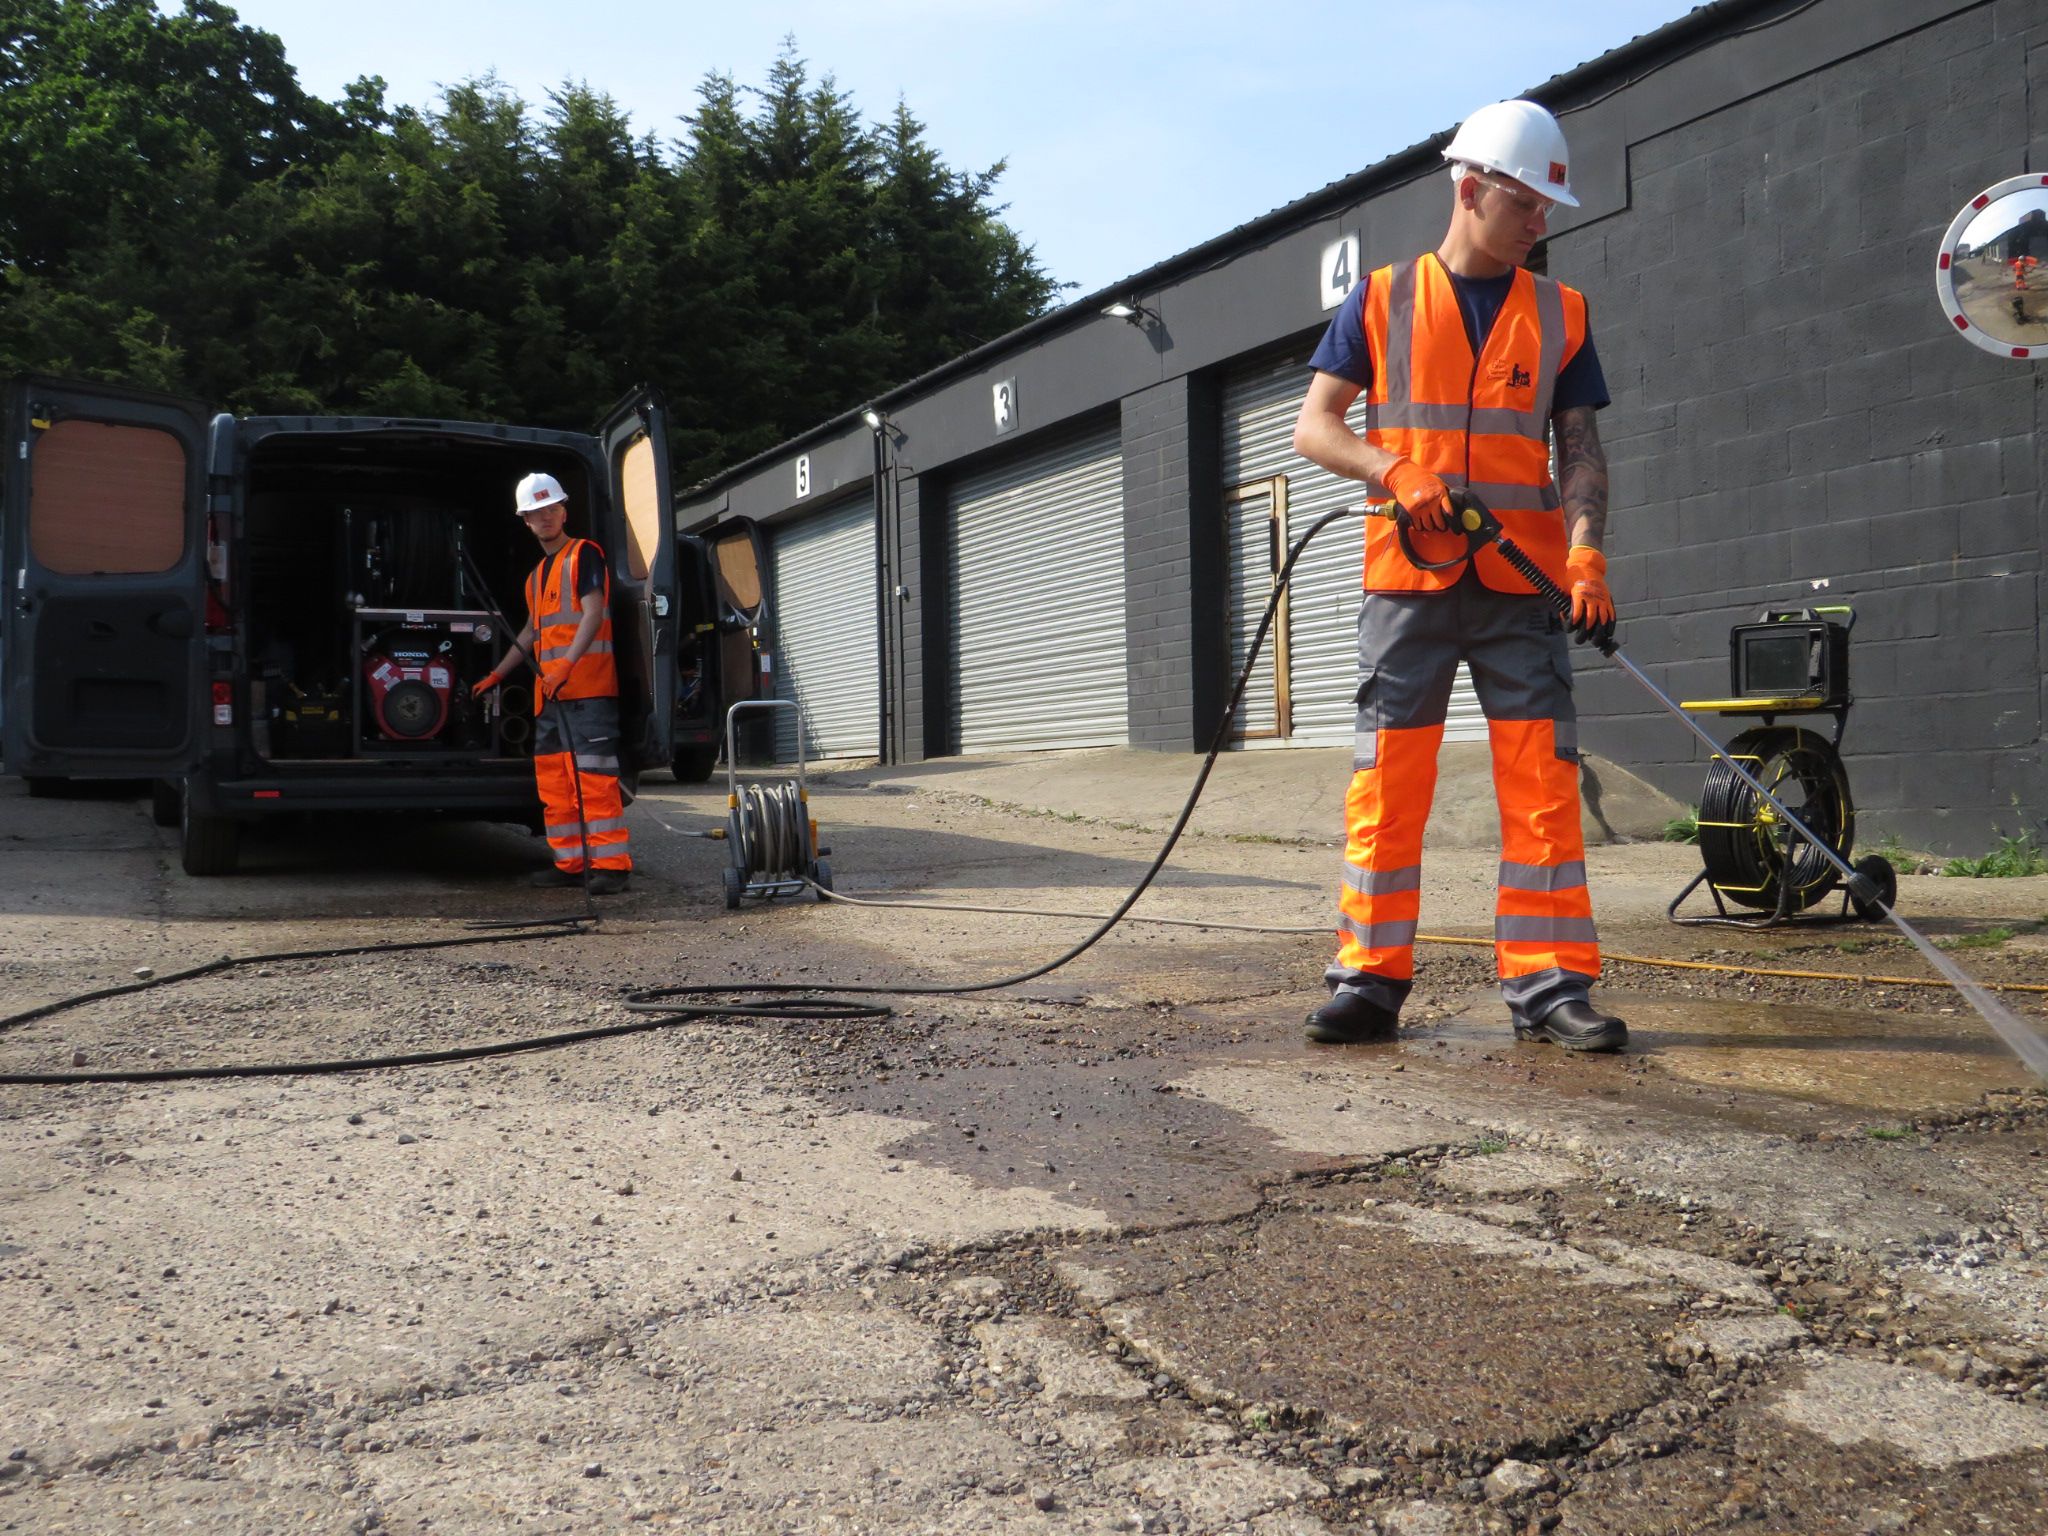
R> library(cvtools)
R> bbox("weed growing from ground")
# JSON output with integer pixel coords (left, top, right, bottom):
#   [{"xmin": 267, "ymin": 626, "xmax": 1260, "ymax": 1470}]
[{"xmin": 1943, "ymin": 828, "xmax": 2047, "ymax": 879}]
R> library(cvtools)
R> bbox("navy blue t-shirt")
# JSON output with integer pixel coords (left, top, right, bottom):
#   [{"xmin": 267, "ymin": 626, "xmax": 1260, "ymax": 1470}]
[{"xmin": 1307, "ymin": 269, "xmax": 1610, "ymax": 412}]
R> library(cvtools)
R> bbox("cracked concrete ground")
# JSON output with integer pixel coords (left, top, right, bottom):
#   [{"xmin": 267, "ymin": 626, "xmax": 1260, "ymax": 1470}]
[{"xmin": 3, "ymin": 752, "xmax": 2047, "ymax": 1535}]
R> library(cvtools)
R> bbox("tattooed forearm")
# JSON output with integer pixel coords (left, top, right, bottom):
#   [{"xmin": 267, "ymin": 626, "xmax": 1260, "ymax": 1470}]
[{"xmin": 1554, "ymin": 405, "xmax": 1608, "ymax": 551}]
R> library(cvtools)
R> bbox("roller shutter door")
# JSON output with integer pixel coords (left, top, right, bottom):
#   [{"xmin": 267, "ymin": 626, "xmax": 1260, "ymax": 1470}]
[
  {"xmin": 949, "ymin": 424, "xmax": 1128, "ymax": 753},
  {"xmin": 1222, "ymin": 356, "xmax": 1486, "ymax": 746},
  {"xmin": 767, "ymin": 495, "xmax": 879, "ymax": 762}
]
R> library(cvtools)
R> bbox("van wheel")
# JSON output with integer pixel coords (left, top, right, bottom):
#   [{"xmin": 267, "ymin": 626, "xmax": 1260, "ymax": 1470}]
[
  {"xmin": 181, "ymin": 800, "xmax": 241, "ymax": 877},
  {"xmin": 672, "ymin": 744, "xmax": 719, "ymax": 783},
  {"xmin": 151, "ymin": 780, "xmax": 182, "ymax": 828}
]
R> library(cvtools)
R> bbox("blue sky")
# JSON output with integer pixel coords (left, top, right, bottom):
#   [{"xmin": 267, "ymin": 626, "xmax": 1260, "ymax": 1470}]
[{"xmin": 223, "ymin": 0, "xmax": 1697, "ymax": 296}]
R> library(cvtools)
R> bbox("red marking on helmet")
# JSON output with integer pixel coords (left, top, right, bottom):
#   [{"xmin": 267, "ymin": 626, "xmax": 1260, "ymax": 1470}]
[{"xmin": 1549, "ymin": 161, "xmax": 1566, "ymax": 185}]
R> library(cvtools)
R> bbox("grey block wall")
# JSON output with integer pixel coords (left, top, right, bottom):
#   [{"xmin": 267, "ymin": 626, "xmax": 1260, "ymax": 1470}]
[
  {"xmin": 1559, "ymin": 0, "xmax": 2047, "ymax": 852},
  {"xmin": 1121, "ymin": 374, "xmax": 1225, "ymax": 749}
]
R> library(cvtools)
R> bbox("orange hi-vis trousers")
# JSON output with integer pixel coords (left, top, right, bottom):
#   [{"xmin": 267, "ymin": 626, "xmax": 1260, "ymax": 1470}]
[
  {"xmin": 1328, "ymin": 574, "xmax": 1599, "ymax": 1026},
  {"xmin": 533, "ymin": 694, "xmax": 633, "ymax": 874}
]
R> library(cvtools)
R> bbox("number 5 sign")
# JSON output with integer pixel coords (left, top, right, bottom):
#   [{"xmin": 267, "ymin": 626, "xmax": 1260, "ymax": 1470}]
[{"xmin": 1320, "ymin": 233, "xmax": 1360, "ymax": 311}]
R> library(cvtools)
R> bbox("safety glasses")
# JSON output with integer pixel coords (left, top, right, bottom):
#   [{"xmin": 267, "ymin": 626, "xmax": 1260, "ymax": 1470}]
[{"xmin": 1471, "ymin": 172, "xmax": 1555, "ymax": 220}]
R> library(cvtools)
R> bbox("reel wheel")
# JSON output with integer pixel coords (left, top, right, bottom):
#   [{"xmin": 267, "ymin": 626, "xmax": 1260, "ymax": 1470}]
[
  {"xmin": 1697, "ymin": 725, "xmax": 1853, "ymax": 913},
  {"xmin": 1849, "ymin": 854, "xmax": 1897, "ymax": 922}
]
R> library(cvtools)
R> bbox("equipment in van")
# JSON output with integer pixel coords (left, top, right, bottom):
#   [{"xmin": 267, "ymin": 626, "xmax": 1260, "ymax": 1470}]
[
  {"xmin": 1667, "ymin": 606, "xmax": 1896, "ymax": 928},
  {"xmin": 354, "ymin": 609, "xmax": 504, "ymax": 755},
  {"xmin": 2, "ymin": 376, "xmax": 678, "ymax": 876}
]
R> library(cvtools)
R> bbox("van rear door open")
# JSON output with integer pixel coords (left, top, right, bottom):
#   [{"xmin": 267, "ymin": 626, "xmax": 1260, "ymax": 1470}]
[
  {"xmin": 2, "ymin": 379, "xmax": 208, "ymax": 780},
  {"xmin": 598, "ymin": 388, "xmax": 675, "ymax": 770}
]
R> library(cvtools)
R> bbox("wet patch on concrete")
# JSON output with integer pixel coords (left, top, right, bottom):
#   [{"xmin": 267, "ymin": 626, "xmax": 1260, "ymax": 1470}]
[{"xmin": 852, "ymin": 1059, "xmax": 1299, "ymax": 1222}]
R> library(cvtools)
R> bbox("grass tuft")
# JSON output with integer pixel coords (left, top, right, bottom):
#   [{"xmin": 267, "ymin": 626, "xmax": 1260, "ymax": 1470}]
[
  {"xmin": 1662, "ymin": 805, "xmax": 1701, "ymax": 844},
  {"xmin": 1943, "ymin": 828, "xmax": 2047, "ymax": 879}
]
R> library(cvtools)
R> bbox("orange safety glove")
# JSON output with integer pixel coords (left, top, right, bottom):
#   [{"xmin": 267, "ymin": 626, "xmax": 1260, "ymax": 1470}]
[
  {"xmin": 1565, "ymin": 546, "xmax": 1616, "ymax": 647},
  {"xmin": 471, "ymin": 673, "xmax": 500, "ymax": 695},
  {"xmin": 1379, "ymin": 456, "xmax": 1455, "ymax": 534}
]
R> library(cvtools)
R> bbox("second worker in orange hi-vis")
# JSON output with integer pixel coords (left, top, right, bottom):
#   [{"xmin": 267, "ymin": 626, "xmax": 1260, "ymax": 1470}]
[
  {"xmin": 473, "ymin": 471, "xmax": 634, "ymax": 895},
  {"xmin": 1290, "ymin": 99, "xmax": 1625, "ymax": 1053}
]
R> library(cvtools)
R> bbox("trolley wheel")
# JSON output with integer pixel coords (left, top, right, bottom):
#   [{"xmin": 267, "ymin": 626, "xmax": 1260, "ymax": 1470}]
[
  {"xmin": 721, "ymin": 866, "xmax": 743, "ymax": 910},
  {"xmin": 812, "ymin": 857, "xmax": 833, "ymax": 900},
  {"xmin": 1696, "ymin": 725, "xmax": 1853, "ymax": 914},
  {"xmin": 1850, "ymin": 854, "xmax": 1897, "ymax": 922}
]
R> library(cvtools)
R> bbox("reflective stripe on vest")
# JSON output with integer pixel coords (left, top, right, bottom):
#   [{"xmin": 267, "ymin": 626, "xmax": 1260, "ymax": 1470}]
[
  {"xmin": 526, "ymin": 539, "xmax": 619, "ymax": 704},
  {"xmin": 1360, "ymin": 254, "xmax": 1586, "ymax": 595}
]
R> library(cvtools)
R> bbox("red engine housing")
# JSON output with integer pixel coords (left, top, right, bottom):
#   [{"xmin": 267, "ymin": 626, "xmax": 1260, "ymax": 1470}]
[{"xmin": 364, "ymin": 648, "xmax": 453, "ymax": 741}]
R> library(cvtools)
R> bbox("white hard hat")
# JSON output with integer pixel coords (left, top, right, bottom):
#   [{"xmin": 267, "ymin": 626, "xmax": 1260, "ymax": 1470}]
[
  {"xmin": 1443, "ymin": 99, "xmax": 1579, "ymax": 209},
  {"xmin": 514, "ymin": 472, "xmax": 568, "ymax": 515}
]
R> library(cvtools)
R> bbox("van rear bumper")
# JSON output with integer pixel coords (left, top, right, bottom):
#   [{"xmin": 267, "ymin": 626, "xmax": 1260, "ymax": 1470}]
[{"xmin": 189, "ymin": 765, "xmax": 539, "ymax": 821}]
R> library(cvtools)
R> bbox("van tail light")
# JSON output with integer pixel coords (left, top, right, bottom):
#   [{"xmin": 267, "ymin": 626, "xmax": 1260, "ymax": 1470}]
[{"xmin": 211, "ymin": 681, "xmax": 233, "ymax": 726}]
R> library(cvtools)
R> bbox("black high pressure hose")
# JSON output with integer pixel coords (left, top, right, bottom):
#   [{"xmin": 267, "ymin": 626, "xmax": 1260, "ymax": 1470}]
[{"xmin": 0, "ymin": 506, "xmax": 1358, "ymax": 1086}]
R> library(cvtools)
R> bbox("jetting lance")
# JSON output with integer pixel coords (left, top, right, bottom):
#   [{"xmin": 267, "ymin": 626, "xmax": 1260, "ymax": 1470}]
[{"xmin": 1356, "ymin": 493, "xmax": 2048, "ymax": 1080}]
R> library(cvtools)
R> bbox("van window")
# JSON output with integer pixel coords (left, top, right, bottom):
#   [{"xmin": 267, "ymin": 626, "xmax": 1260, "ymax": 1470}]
[
  {"xmin": 30, "ymin": 420, "xmax": 186, "ymax": 575},
  {"xmin": 616, "ymin": 431, "xmax": 658, "ymax": 581}
]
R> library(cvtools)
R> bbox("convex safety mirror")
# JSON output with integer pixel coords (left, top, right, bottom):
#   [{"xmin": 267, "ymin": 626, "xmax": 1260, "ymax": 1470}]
[{"xmin": 1936, "ymin": 174, "xmax": 2048, "ymax": 358}]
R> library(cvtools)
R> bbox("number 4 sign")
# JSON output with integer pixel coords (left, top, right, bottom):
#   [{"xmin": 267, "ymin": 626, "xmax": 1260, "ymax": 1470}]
[{"xmin": 1320, "ymin": 234, "xmax": 1360, "ymax": 311}]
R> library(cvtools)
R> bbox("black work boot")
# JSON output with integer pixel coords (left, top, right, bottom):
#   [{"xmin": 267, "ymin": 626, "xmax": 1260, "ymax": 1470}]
[
  {"xmin": 1304, "ymin": 991, "xmax": 1399, "ymax": 1045},
  {"xmin": 529, "ymin": 866, "xmax": 581, "ymax": 888},
  {"xmin": 1515, "ymin": 998, "xmax": 1628, "ymax": 1052},
  {"xmin": 584, "ymin": 870, "xmax": 630, "ymax": 896}
]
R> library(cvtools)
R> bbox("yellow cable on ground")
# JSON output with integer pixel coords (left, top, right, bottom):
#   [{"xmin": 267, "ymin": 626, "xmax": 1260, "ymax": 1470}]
[
  {"xmin": 802, "ymin": 885, "xmax": 2048, "ymax": 995},
  {"xmin": 654, "ymin": 816, "xmax": 2045, "ymax": 998}
]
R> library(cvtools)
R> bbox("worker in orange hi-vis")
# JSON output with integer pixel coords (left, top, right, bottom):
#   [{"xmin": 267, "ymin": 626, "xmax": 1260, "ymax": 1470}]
[
  {"xmin": 1290, "ymin": 99, "xmax": 1624, "ymax": 1053},
  {"xmin": 473, "ymin": 473, "xmax": 633, "ymax": 894}
]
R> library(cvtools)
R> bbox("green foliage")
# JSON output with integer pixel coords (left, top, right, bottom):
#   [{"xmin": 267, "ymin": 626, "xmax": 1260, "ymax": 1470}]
[
  {"xmin": 1941, "ymin": 829, "xmax": 2048, "ymax": 879},
  {"xmin": 1863, "ymin": 1125, "xmax": 1913, "ymax": 1142},
  {"xmin": 1662, "ymin": 805, "xmax": 1701, "ymax": 844},
  {"xmin": 0, "ymin": 14, "xmax": 1058, "ymax": 483},
  {"xmin": 1940, "ymin": 927, "xmax": 2015, "ymax": 950}
]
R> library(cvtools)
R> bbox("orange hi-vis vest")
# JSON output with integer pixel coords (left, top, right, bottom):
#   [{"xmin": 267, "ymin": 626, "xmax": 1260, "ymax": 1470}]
[
  {"xmin": 1359, "ymin": 254, "xmax": 1588, "ymax": 594},
  {"xmin": 525, "ymin": 537, "xmax": 617, "ymax": 708}
]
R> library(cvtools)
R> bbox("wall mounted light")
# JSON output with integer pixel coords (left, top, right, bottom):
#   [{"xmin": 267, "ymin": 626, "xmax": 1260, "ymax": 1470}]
[
  {"xmin": 861, "ymin": 406, "xmax": 885, "ymax": 431},
  {"xmin": 1102, "ymin": 299, "xmax": 1157, "ymax": 327}
]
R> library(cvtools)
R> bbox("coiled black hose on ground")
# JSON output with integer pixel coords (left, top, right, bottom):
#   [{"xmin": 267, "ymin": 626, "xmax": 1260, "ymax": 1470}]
[{"xmin": 0, "ymin": 506, "xmax": 1365, "ymax": 1086}]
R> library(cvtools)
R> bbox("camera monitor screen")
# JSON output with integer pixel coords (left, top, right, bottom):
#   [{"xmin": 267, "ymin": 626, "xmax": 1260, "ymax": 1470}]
[{"xmin": 1741, "ymin": 631, "xmax": 1815, "ymax": 695}]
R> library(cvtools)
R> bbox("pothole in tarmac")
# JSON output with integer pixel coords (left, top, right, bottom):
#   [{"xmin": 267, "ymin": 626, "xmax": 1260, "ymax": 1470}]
[{"xmin": 873, "ymin": 1119, "xmax": 2048, "ymax": 1534}]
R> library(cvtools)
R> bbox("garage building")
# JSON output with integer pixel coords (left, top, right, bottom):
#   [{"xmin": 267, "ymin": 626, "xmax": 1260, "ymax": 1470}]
[{"xmin": 677, "ymin": 0, "xmax": 2046, "ymax": 853}]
